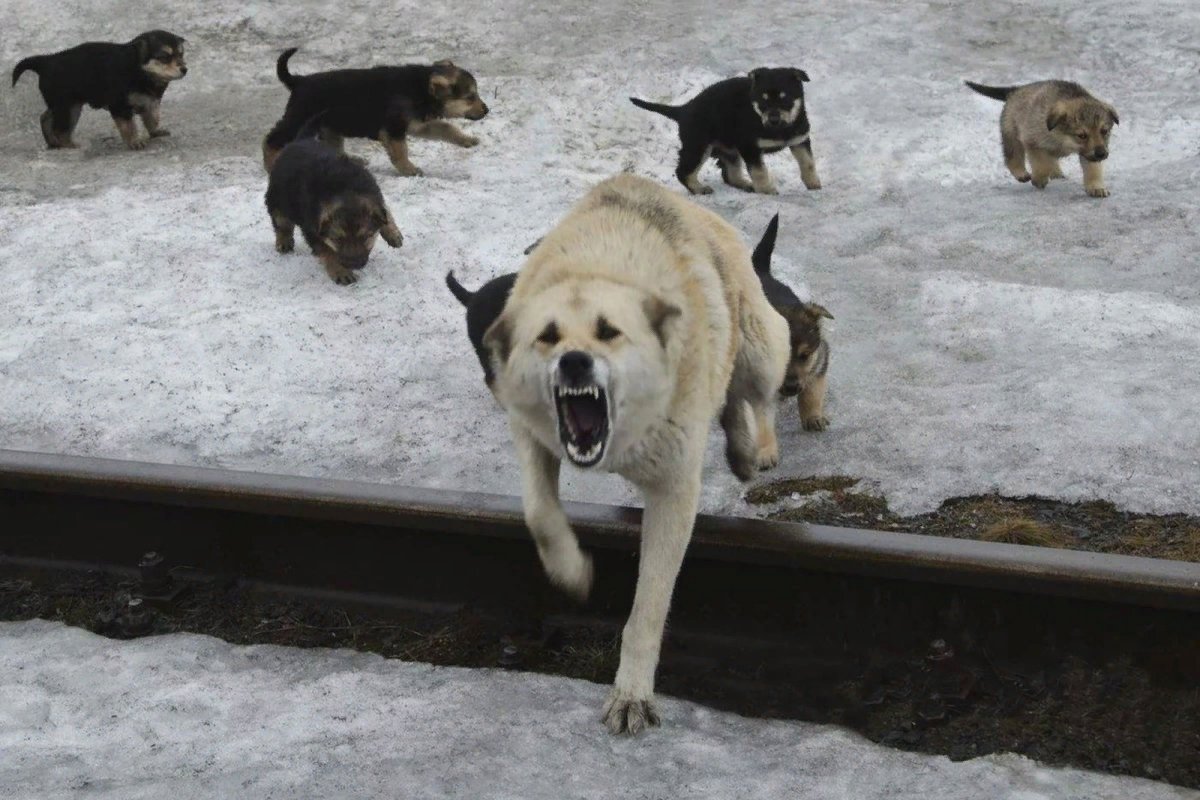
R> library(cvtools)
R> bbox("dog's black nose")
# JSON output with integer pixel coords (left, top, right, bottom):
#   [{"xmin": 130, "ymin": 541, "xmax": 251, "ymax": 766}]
[
  {"xmin": 1092, "ymin": 147, "xmax": 1107, "ymax": 161},
  {"xmin": 180, "ymin": 66, "xmax": 188, "ymax": 76},
  {"xmin": 558, "ymin": 350, "xmax": 593, "ymax": 382}
]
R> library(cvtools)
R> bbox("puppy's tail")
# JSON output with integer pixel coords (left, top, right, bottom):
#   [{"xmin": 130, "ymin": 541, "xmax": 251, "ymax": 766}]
[
  {"xmin": 293, "ymin": 111, "xmax": 328, "ymax": 142},
  {"xmin": 963, "ymin": 80, "xmax": 1016, "ymax": 101},
  {"xmin": 752, "ymin": 214, "xmax": 779, "ymax": 276},
  {"xmin": 276, "ymin": 47, "xmax": 300, "ymax": 90},
  {"xmin": 12, "ymin": 55, "xmax": 46, "ymax": 87},
  {"xmin": 445, "ymin": 271, "xmax": 475, "ymax": 307},
  {"xmin": 629, "ymin": 97, "xmax": 683, "ymax": 122}
]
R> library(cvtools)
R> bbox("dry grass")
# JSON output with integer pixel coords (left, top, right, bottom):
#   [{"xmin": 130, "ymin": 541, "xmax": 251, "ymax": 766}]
[{"xmin": 979, "ymin": 518, "xmax": 1071, "ymax": 548}]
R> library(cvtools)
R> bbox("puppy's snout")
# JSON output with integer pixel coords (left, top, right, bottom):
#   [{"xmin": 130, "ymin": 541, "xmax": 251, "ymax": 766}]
[
  {"xmin": 179, "ymin": 65, "xmax": 188, "ymax": 76},
  {"xmin": 470, "ymin": 102, "xmax": 489, "ymax": 120},
  {"xmin": 1092, "ymin": 147, "xmax": 1107, "ymax": 161},
  {"xmin": 558, "ymin": 350, "xmax": 594, "ymax": 384},
  {"xmin": 342, "ymin": 252, "xmax": 370, "ymax": 270}
]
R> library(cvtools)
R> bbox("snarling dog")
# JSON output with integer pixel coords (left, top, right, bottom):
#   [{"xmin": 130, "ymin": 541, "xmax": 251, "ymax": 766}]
[
  {"xmin": 965, "ymin": 80, "xmax": 1119, "ymax": 198},
  {"xmin": 446, "ymin": 270, "xmax": 517, "ymax": 390},
  {"xmin": 484, "ymin": 174, "xmax": 788, "ymax": 734},
  {"xmin": 265, "ymin": 115, "xmax": 404, "ymax": 285},
  {"xmin": 11, "ymin": 30, "xmax": 187, "ymax": 151},
  {"xmin": 262, "ymin": 48, "xmax": 488, "ymax": 175},
  {"xmin": 630, "ymin": 67, "xmax": 821, "ymax": 195},
  {"xmin": 752, "ymin": 214, "xmax": 833, "ymax": 431}
]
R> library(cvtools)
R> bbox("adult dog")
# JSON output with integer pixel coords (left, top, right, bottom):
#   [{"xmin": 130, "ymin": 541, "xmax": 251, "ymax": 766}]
[{"xmin": 484, "ymin": 174, "xmax": 789, "ymax": 733}]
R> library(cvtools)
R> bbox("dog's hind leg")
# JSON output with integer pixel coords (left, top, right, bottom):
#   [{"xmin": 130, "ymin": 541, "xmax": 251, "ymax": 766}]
[
  {"xmin": 42, "ymin": 105, "xmax": 81, "ymax": 149},
  {"xmin": 513, "ymin": 423, "xmax": 593, "ymax": 601},
  {"xmin": 675, "ymin": 136, "xmax": 712, "ymax": 195},
  {"xmin": 790, "ymin": 139, "xmax": 822, "ymax": 190},
  {"xmin": 270, "ymin": 211, "xmax": 295, "ymax": 254},
  {"xmin": 720, "ymin": 399, "xmax": 758, "ymax": 481},
  {"xmin": 380, "ymin": 130, "xmax": 423, "ymax": 177},
  {"xmin": 715, "ymin": 147, "xmax": 754, "ymax": 191},
  {"xmin": 262, "ymin": 116, "xmax": 299, "ymax": 172},
  {"xmin": 603, "ymin": 459, "xmax": 702, "ymax": 734},
  {"xmin": 1028, "ymin": 149, "xmax": 1057, "ymax": 189}
]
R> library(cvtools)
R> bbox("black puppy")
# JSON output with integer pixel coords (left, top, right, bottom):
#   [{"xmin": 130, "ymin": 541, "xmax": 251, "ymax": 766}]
[
  {"xmin": 752, "ymin": 214, "xmax": 834, "ymax": 431},
  {"xmin": 631, "ymin": 67, "xmax": 822, "ymax": 195},
  {"xmin": 263, "ymin": 49, "xmax": 489, "ymax": 175},
  {"xmin": 265, "ymin": 114, "xmax": 404, "ymax": 286},
  {"xmin": 446, "ymin": 271, "xmax": 517, "ymax": 390},
  {"xmin": 12, "ymin": 30, "xmax": 187, "ymax": 151}
]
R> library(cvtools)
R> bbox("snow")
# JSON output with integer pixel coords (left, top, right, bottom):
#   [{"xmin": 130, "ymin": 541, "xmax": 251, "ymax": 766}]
[
  {"xmin": 1, "ymin": 620, "xmax": 1194, "ymax": 799},
  {"xmin": 2, "ymin": 0, "xmax": 1199, "ymax": 516}
]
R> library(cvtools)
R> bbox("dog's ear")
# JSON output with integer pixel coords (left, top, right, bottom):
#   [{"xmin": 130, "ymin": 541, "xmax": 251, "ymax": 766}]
[
  {"xmin": 1106, "ymin": 105, "xmax": 1120, "ymax": 126},
  {"xmin": 806, "ymin": 302, "xmax": 834, "ymax": 321},
  {"xmin": 429, "ymin": 72, "xmax": 454, "ymax": 100},
  {"xmin": 317, "ymin": 202, "xmax": 337, "ymax": 238},
  {"xmin": 370, "ymin": 207, "xmax": 389, "ymax": 229},
  {"xmin": 133, "ymin": 35, "xmax": 151, "ymax": 63},
  {"xmin": 642, "ymin": 295, "xmax": 682, "ymax": 348},
  {"xmin": 434, "ymin": 59, "xmax": 456, "ymax": 69},
  {"xmin": 483, "ymin": 312, "xmax": 513, "ymax": 366},
  {"xmin": 748, "ymin": 68, "xmax": 766, "ymax": 87},
  {"xmin": 1046, "ymin": 102, "xmax": 1069, "ymax": 131},
  {"xmin": 792, "ymin": 68, "xmax": 810, "ymax": 83}
]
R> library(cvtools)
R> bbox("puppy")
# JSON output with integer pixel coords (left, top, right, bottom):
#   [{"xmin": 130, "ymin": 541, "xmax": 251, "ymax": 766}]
[
  {"xmin": 265, "ymin": 114, "xmax": 404, "ymax": 285},
  {"xmin": 484, "ymin": 174, "xmax": 788, "ymax": 734},
  {"xmin": 12, "ymin": 30, "xmax": 187, "ymax": 150},
  {"xmin": 965, "ymin": 80, "xmax": 1119, "ymax": 198},
  {"xmin": 630, "ymin": 67, "xmax": 821, "ymax": 195},
  {"xmin": 263, "ymin": 48, "xmax": 488, "ymax": 175},
  {"xmin": 445, "ymin": 270, "xmax": 517, "ymax": 390},
  {"xmin": 752, "ymin": 214, "xmax": 833, "ymax": 431}
]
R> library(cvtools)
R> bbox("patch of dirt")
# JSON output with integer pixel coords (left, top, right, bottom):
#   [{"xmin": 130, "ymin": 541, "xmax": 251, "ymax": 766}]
[{"xmin": 749, "ymin": 478, "xmax": 1200, "ymax": 562}]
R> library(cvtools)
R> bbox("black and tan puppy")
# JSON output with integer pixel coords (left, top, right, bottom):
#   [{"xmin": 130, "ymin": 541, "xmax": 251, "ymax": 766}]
[
  {"xmin": 263, "ymin": 49, "xmax": 488, "ymax": 175},
  {"xmin": 12, "ymin": 30, "xmax": 187, "ymax": 151},
  {"xmin": 965, "ymin": 80, "xmax": 1119, "ymax": 198},
  {"xmin": 753, "ymin": 214, "xmax": 833, "ymax": 431},
  {"xmin": 265, "ymin": 115, "xmax": 404, "ymax": 286},
  {"xmin": 446, "ymin": 271, "xmax": 517, "ymax": 390},
  {"xmin": 630, "ymin": 67, "xmax": 821, "ymax": 195}
]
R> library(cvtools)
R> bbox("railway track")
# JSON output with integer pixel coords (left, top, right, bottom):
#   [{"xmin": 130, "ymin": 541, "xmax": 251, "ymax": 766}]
[{"xmin": 2, "ymin": 448, "xmax": 1199, "ymax": 787}]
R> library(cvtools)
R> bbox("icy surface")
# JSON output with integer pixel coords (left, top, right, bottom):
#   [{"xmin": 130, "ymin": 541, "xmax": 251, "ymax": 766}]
[
  {"xmin": 1, "ymin": 0, "xmax": 1199, "ymax": 515},
  {"xmin": 0, "ymin": 620, "xmax": 1195, "ymax": 800}
]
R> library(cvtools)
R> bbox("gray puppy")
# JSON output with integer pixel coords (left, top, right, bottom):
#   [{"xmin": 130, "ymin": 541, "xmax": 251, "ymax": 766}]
[{"xmin": 965, "ymin": 80, "xmax": 1118, "ymax": 198}]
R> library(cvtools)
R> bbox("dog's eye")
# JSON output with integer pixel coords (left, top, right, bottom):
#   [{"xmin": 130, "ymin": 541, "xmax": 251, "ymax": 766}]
[
  {"xmin": 537, "ymin": 322, "xmax": 560, "ymax": 345},
  {"xmin": 596, "ymin": 317, "xmax": 621, "ymax": 342},
  {"xmin": 1076, "ymin": 132, "xmax": 1088, "ymax": 140}
]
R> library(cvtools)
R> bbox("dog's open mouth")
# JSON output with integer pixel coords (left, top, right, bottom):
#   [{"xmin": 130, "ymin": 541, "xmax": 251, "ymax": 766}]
[{"xmin": 554, "ymin": 384, "xmax": 609, "ymax": 467}]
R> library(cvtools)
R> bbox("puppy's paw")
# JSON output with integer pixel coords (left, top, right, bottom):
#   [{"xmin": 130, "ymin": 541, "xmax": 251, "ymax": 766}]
[
  {"xmin": 127, "ymin": 137, "xmax": 149, "ymax": 151},
  {"xmin": 276, "ymin": 239, "xmax": 294, "ymax": 254},
  {"xmin": 802, "ymin": 415, "xmax": 829, "ymax": 432},
  {"xmin": 543, "ymin": 547, "xmax": 593, "ymax": 604},
  {"xmin": 1086, "ymin": 185, "xmax": 1110, "ymax": 198},
  {"xmin": 755, "ymin": 182, "xmax": 779, "ymax": 195},
  {"xmin": 1030, "ymin": 176, "xmax": 1049, "ymax": 189},
  {"xmin": 459, "ymin": 135, "xmax": 480, "ymax": 148},
  {"xmin": 381, "ymin": 226, "xmax": 404, "ymax": 248},
  {"xmin": 1049, "ymin": 165, "xmax": 1065, "ymax": 179},
  {"xmin": 689, "ymin": 184, "xmax": 714, "ymax": 196},
  {"xmin": 149, "ymin": 128, "xmax": 171, "ymax": 138},
  {"xmin": 332, "ymin": 270, "xmax": 358, "ymax": 286},
  {"xmin": 756, "ymin": 443, "xmax": 780, "ymax": 471},
  {"xmin": 803, "ymin": 178, "xmax": 823, "ymax": 190},
  {"xmin": 601, "ymin": 689, "xmax": 660, "ymax": 736},
  {"xmin": 396, "ymin": 164, "xmax": 424, "ymax": 177},
  {"xmin": 1014, "ymin": 173, "xmax": 1031, "ymax": 183}
]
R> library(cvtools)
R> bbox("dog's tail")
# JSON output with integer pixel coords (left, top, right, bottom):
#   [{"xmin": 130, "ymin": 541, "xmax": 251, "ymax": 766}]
[
  {"xmin": 445, "ymin": 271, "xmax": 475, "ymax": 307},
  {"xmin": 276, "ymin": 48, "xmax": 300, "ymax": 90},
  {"xmin": 11, "ymin": 55, "xmax": 46, "ymax": 87},
  {"xmin": 963, "ymin": 80, "xmax": 1017, "ymax": 101},
  {"xmin": 293, "ymin": 111, "xmax": 328, "ymax": 142},
  {"xmin": 752, "ymin": 214, "xmax": 779, "ymax": 276},
  {"xmin": 629, "ymin": 97, "xmax": 683, "ymax": 122}
]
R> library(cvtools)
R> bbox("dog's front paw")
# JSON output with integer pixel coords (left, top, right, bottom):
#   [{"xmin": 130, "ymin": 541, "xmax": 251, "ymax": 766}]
[
  {"xmin": 802, "ymin": 415, "xmax": 829, "ymax": 432},
  {"xmin": 803, "ymin": 178, "xmax": 822, "ymax": 190},
  {"xmin": 381, "ymin": 226, "xmax": 404, "ymax": 248},
  {"xmin": 276, "ymin": 238, "xmax": 294, "ymax": 254},
  {"xmin": 1030, "ymin": 176, "xmax": 1048, "ymax": 189},
  {"xmin": 755, "ymin": 182, "xmax": 779, "ymax": 195},
  {"xmin": 149, "ymin": 128, "xmax": 171, "ymax": 138},
  {"xmin": 396, "ymin": 164, "xmax": 424, "ymax": 177},
  {"xmin": 1014, "ymin": 173, "xmax": 1032, "ymax": 183},
  {"xmin": 602, "ymin": 688, "xmax": 660, "ymax": 735},
  {"xmin": 127, "ymin": 137, "xmax": 149, "ymax": 151},
  {"xmin": 756, "ymin": 443, "xmax": 780, "ymax": 471},
  {"xmin": 544, "ymin": 547, "xmax": 593, "ymax": 603},
  {"xmin": 459, "ymin": 135, "xmax": 480, "ymax": 148},
  {"xmin": 332, "ymin": 270, "xmax": 358, "ymax": 286},
  {"xmin": 689, "ymin": 184, "xmax": 714, "ymax": 196},
  {"xmin": 1086, "ymin": 185, "xmax": 1110, "ymax": 198}
]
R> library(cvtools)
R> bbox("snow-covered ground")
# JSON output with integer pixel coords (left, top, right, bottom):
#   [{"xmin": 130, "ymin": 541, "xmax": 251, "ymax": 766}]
[
  {"xmin": 2, "ymin": 0, "xmax": 1198, "ymax": 516},
  {"xmin": 0, "ymin": 621, "xmax": 1194, "ymax": 800}
]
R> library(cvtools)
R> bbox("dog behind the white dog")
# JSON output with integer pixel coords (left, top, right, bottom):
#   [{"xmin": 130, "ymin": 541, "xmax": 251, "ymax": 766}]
[{"xmin": 484, "ymin": 174, "xmax": 789, "ymax": 734}]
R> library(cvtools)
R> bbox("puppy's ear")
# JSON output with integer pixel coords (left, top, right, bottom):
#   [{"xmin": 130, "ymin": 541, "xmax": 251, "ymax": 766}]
[
  {"xmin": 133, "ymin": 35, "xmax": 151, "ymax": 63},
  {"xmin": 1106, "ymin": 105, "xmax": 1120, "ymax": 126},
  {"xmin": 317, "ymin": 202, "xmax": 336, "ymax": 238},
  {"xmin": 483, "ymin": 312, "xmax": 513, "ymax": 366},
  {"xmin": 806, "ymin": 303, "xmax": 834, "ymax": 321},
  {"xmin": 748, "ymin": 67, "xmax": 768, "ymax": 87},
  {"xmin": 434, "ymin": 59, "xmax": 456, "ymax": 68},
  {"xmin": 792, "ymin": 68, "xmax": 810, "ymax": 83},
  {"xmin": 1046, "ymin": 102, "xmax": 1068, "ymax": 131},
  {"xmin": 429, "ymin": 72, "xmax": 453, "ymax": 100},
  {"xmin": 642, "ymin": 295, "xmax": 682, "ymax": 347}
]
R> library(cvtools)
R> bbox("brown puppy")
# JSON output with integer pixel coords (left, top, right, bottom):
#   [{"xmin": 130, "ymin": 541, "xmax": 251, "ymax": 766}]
[{"xmin": 965, "ymin": 80, "xmax": 1118, "ymax": 198}]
